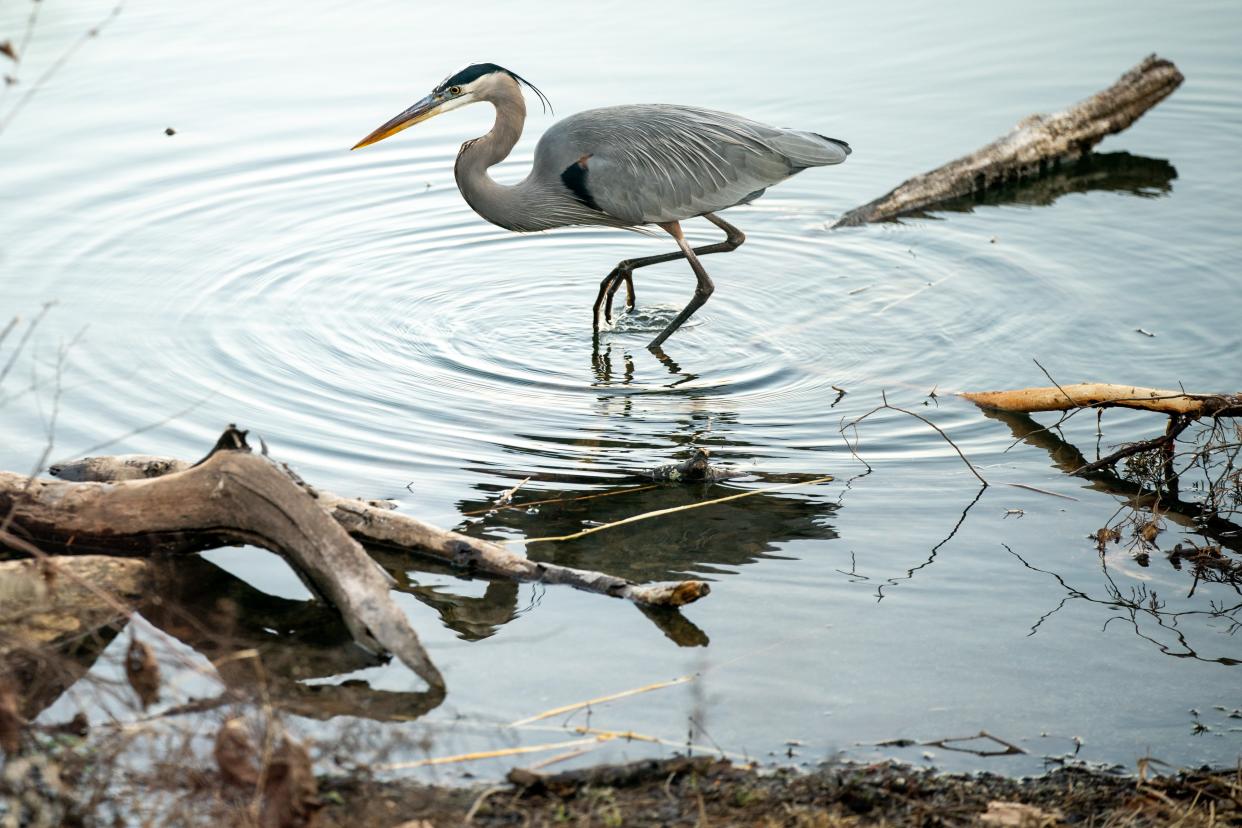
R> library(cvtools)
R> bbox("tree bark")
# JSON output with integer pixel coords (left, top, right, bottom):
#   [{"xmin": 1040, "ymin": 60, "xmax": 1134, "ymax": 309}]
[
  {"xmin": 47, "ymin": 453, "xmax": 712, "ymax": 608},
  {"xmin": 834, "ymin": 55, "xmax": 1184, "ymax": 227}
]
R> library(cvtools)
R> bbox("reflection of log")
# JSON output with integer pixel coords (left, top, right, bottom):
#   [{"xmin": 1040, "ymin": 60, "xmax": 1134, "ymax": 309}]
[
  {"xmin": 961, "ymin": 384, "xmax": 1242, "ymax": 417},
  {"xmin": 2, "ymin": 428, "xmax": 444, "ymax": 690},
  {"xmin": 927, "ymin": 152, "xmax": 1176, "ymax": 214},
  {"xmin": 835, "ymin": 55, "xmax": 1184, "ymax": 226},
  {"xmin": 49, "ymin": 453, "xmax": 711, "ymax": 609},
  {"xmin": 142, "ymin": 556, "xmax": 445, "ymax": 721}
]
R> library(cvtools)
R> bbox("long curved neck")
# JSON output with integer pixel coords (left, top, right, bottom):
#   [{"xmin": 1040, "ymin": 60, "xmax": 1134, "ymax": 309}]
[{"xmin": 454, "ymin": 83, "xmax": 530, "ymax": 231}]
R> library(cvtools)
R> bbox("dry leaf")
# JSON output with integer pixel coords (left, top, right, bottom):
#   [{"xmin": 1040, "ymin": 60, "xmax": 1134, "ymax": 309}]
[
  {"xmin": 125, "ymin": 636, "xmax": 160, "ymax": 709},
  {"xmin": 215, "ymin": 716, "xmax": 260, "ymax": 788},
  {"xmin": 261, "ymin": 734, "xmax": 321, "ymax": 828},
  {"xmin": 0, "ymin": 41, "xmax": 17, "ymax": 62}
]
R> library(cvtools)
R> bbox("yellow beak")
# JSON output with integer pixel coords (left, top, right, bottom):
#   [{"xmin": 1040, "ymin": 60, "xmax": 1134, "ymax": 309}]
[{"xmin": 351, "ymin": 93, "xmax": 442, "ymax": 150}]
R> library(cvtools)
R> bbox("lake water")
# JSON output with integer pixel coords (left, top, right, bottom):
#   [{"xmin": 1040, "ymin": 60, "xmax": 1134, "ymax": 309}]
[{"xmin": 3, "ymin": 0, "xmax": 1241, "ymax": 778}]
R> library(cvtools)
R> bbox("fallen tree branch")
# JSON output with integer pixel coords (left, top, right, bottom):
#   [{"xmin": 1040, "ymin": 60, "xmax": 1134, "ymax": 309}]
[
  {"xmin": 834, "ymin": 55, "xmax": 1184, "ymax": 226},
  {"xmin": 960, "ymin": 383, "xmax": 1242, "ymax": 418},
  {"xmin": 46, "ymin": 451, "xmax": 711, "ymax": 608},
  {"xmin": 3, "ymin": 427, "xmax": 444, "ymax": 690}
]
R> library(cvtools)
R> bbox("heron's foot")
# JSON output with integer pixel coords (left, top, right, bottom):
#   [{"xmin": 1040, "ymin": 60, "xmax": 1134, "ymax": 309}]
[
  {"xmin": 605, "ymin": 267, "xmax": 636, "ymax": 320},
  {"xmin": 593, "ymin": 265, "xmax": 634, "ymax": 332},
  {"xmin": 593, "ymin": 269, "xmax": 619, "ymax": 332}
]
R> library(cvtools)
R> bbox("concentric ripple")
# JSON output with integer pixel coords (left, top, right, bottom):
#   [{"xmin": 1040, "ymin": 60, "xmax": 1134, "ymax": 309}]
[{"xmin": 9, "ymin": 121, "xmax": 1231, "ymax": 501}]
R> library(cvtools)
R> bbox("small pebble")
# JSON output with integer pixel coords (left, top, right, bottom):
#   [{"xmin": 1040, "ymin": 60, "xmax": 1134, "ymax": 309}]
[{"xmin": 164, "ymin": 127, "xmax": 176, "ymax": 136}]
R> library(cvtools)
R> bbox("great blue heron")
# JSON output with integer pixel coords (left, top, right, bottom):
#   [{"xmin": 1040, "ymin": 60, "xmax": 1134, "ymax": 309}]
[{"xmin": 352, "ymin": 63, "xmax": 850, "ymax": 348}]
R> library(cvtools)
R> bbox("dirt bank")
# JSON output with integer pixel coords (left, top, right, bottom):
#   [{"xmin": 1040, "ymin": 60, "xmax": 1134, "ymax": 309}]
[{"xmin": 317, "ymin": 756, "xmax": 1241, "ymax": 827}]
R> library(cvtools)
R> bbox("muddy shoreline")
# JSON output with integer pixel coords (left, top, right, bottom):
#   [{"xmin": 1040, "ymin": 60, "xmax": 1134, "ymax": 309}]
[{"xmin": 313, "ymin": 756, "xmax": 1241, "ymax": 827}]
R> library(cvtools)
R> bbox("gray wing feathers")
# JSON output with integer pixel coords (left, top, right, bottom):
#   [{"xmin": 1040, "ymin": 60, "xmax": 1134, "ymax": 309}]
[{"xmin": 537, "ymin": 105, "xmax": 848, "ymax": 225}]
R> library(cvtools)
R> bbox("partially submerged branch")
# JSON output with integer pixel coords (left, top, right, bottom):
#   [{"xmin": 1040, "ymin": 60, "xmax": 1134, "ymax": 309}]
[
  {"xmin": 960, "ymin": 383, "xmax": 1242, "ymax": 418},
  {"xmin": 835, "ymin": 55, "xmax": 1184, "ymax": 226},
  {"xmin": 961, "ymin": 382, "xmax": 1242, "ymax": 477}
]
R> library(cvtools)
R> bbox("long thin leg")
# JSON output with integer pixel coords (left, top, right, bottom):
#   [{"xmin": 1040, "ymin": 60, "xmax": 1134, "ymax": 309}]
[
  {"xmin": 647, "ymin": 221, "xmax": 715, "ymax": 349},
  {"xmin": 592, "ymin": 213, "xmax": 745, "ymax": 330}
]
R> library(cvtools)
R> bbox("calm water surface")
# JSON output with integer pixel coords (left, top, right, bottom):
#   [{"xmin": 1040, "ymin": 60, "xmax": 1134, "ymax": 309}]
[{"xmin": 3, "ymin": 0, "xmax": 1241, "ymax": 777}]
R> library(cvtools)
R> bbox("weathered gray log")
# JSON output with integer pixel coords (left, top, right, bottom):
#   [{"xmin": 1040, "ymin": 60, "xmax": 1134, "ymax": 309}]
[
  {"xmin": 2, "ymin": 429, "xmax": 444, "ymax": 690},
  {"xmin": 49, "ymin": 454, "xmax": 712, "ymax": 608},
  {"xmin": 834, "ymin": 55, "xmax": 1184, "ymax": 227}
]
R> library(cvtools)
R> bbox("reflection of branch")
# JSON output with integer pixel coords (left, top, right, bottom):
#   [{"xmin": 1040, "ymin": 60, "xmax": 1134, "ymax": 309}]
[
  {"xmin": 876, "ymin": 485, "xmax": 986, "ymax": 600},
  {"xmin": 1074, "ymin": 415, "xmax": 1192, "ymax": 476},
  {"xmin": 520, "ymin": 476, "xmax": 834, "ymax": 545},
  {"xmin": 1006, "ymin": 544, "xmax": 1241, "ymax": 666},
  {"xmin": 983, "ymin": 408, "xmax": 1242, "ymax": 555},
  {"xmin": 875, "ymin": 729, "xmax": 1026, "ymax": 757},
  {"xmin": 636, "ymin": 605, "xmax": 709, "ymax": 647}
]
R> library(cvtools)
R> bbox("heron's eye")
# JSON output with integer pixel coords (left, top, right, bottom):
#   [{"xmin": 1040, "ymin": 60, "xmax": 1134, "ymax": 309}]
[{"xmin": 449, "ymin": 86, "xmax": 462, "ymax": 96}]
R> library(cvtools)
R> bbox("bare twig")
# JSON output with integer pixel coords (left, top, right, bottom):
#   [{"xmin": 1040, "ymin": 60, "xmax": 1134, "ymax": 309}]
[
  {"xmin": 0, "ymin": 2, "xmax": 125, "ymax": 135},
  {"xmin": 844, "ymin": 392, "xmax": 988, "ymax": 487}
]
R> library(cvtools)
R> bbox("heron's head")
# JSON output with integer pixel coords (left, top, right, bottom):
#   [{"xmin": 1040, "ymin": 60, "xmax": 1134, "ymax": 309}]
[{"xmin": 351, "ymin": 63, "xmax": 550, "ymax": 150}]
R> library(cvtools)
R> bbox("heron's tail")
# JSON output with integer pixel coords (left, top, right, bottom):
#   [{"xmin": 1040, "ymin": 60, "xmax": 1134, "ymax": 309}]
[
  {"xmin": 771, "ymin": 129, "xmax": 851, "ymax": 168},
  {"xmin": 814, "ymin": 134, "xmax": 852, "ymax": 156}
]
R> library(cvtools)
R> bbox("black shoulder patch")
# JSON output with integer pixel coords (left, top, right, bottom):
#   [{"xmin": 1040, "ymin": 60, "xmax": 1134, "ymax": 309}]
[{"xmin": 561, "ymin": 155, "xmax": 601, "ymax": 211}]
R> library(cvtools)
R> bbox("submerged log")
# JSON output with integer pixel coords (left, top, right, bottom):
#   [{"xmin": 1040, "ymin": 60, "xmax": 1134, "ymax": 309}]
[
  {"xmin": 2, "ymin": 427, "xmax": 444, "ymax": 690},
  {"xmin": 960, "ymin": 384, "xmax": 1242, "ymax": 418},
  {"xmin": 834, "ymin": 55, "xmax": 1184, "ymax": 226},
  {"xmin": 49, "ymin": 453, "xmax": 711, "ymax": 608}
]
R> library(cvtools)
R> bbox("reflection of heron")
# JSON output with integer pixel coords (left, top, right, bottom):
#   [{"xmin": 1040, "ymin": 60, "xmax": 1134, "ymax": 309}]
[{"xmin": 353, "ymin": 63, "xmax": 850, "ymax": 347}]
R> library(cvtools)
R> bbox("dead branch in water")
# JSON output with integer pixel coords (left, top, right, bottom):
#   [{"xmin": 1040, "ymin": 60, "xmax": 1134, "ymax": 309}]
[
  {"xmin": 960, "ymin": 383, "xmax": 1242, "ymax": 418},
  {"xmin": 2, "ymin": 426, "xmax": 445, "ymax": 690},
  {"xmin": 44, "ymin": 447, "xmax": 711, "ymax": 608},
  {"xmin": 961, "ymin": 382, "xmax": 1241, "ymax": 478},
  {"xmin": 834, "ymin": 55, "xmax": 1184, "ymax": 226}
]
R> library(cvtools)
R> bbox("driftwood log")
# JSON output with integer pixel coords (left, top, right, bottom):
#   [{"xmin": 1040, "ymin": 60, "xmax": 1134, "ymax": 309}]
[
  {"xmin": 44, "ymin": 450, "xmax": 711, "ymax": 608},
  {"xmin": 2, "ymin": 428, "xmax": 445, "ymax": 691},
  {"xmin": 3, "ymin": 428, "xmax": 714, "ymax": 701},
  {"xmin": 834, "ymin": 55, "xmax": 1184, "ymax": 226}
]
